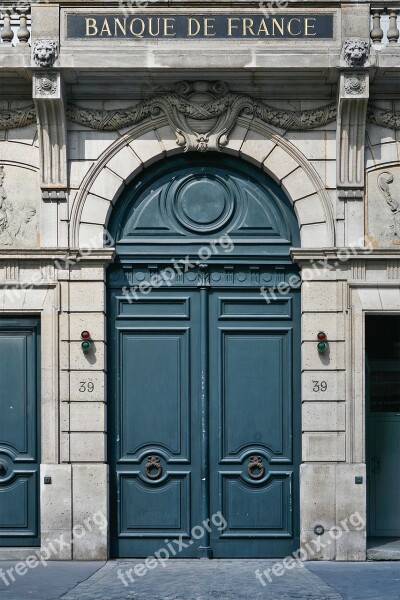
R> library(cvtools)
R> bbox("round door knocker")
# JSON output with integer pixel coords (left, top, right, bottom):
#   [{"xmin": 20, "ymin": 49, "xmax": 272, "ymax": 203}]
[
  {"xmin": 145, "ymin": 456, "xmax": 162, "ymax": 480},
  {"xmin": 247, "ymin": 455, "xmax": 265, "ymax": 480},
  {"xmin": 0, "ymin": 459, "xmax": 7, "ymax": 475}
]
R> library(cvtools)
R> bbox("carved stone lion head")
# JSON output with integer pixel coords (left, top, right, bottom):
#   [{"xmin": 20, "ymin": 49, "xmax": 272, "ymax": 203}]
[
  {"xmin": 342, "ymin": 40, "xmax": 369, "ymax": 67},
  {"xmin": 32, "ymin": 40, "xmax": 59, "ymax": 68}
]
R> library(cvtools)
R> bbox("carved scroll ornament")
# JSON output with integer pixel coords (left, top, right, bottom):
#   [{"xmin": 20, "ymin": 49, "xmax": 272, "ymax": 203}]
[
  {"xmin": 0, "ymin": 81, "xmax": 338, "ymax": 146},
  {"xmin": 378, "ymin": 171, "xmax": 400, "ymax": 240},
  {"xmin": 65, "ymin": 81, "xmax": 338, "ymax": 151}
]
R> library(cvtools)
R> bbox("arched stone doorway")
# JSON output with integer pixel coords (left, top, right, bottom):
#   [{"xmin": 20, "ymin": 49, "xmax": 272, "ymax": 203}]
[{"xmin": 107, "ymin": 153, "xmax": 301, "ymax": 558}]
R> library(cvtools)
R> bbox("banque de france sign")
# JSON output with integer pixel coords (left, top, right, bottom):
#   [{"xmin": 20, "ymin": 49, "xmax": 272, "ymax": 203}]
[{"xmin": 66, "ymin": 13, "xmax": 334, "ymax": 40}]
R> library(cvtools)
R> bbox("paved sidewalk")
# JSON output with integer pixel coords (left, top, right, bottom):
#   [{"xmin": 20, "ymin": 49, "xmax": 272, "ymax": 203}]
[{"xmin": 0, "ymin": 559, "xmax": 400, "ymax": 599}]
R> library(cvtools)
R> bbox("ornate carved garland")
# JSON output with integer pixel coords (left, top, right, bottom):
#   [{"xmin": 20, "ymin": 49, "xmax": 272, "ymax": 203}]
[
  {"xmin": 1, "ymin": 80, "xmax": 400, "ymax": 139},
  {"xmin": 367, "ymin": 105, "xmax": 400, "ymax": 131},
  {"xmin": 1, "ymin": 81, "xmax": 338, "ymax": 143},
  {"xmin": 0, "ymin": 105, "xmax": 36, "ymax": 130},
  {"xmin": 64, "ymin": 81, "xmax": 338, "ymax": 151}
]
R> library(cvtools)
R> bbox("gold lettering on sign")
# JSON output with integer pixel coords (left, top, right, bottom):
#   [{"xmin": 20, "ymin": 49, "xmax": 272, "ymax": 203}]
[
  {"xmin": 305, "ymin": 17, "xmax": 317, "ymax": 36},
  {"xmin": 148, "ymin": 17, "xmax": 161, "ymax": 37},
  {"xmin": 130, "ymin": 18, "xmax": 145, "ymax": 37},
  {"xmin": 271, "ymin": 17, "xmax": 284, "ymax": 36},
  {"xmin": 85, "ymin": 17, "xmax": 98, "ymax": 36},
  {"xmin": 163, "ymin": 17, "xmax": 176, "ymax": 36},
  {"xmin": 114, "ymin": 17, "xmax": 127, "ymax": 36},
  {"xmin": 204, "ymin": 18, "xmax": 216, "ymax": 36},
  {"xmin": 242, "ymin": 18, "xmax": 255, "ymax": 36},
  {"xmin": 287, "ymin": 18, "xmax": 301, "ymax": 36},
  {"xmin": 78, "ymin": 13, "xmax": 328, "ymax": 39},
  {"xmin": 100, "ymin": 18, "xmax": 112, "ymax": 36},
  {"xmin": 188, "ymin": 17, "xmax": 201, "ymax": 36},
  {"xmin": 227, "ymin": 17, "xmax": 240, "ymax": 36},
  {"xmin": 257, "ymin": 18, "xmax": 270, "ymax": 35}
]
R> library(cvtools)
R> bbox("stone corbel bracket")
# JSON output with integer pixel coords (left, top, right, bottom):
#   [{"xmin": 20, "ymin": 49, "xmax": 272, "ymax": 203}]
[
  {"xmin": 32, "ymin": 71, "xmax": 67, "ymax": 201},
  {"xmin": 337, "ymin": 71, "xmax": 369, "ymax": 200}
]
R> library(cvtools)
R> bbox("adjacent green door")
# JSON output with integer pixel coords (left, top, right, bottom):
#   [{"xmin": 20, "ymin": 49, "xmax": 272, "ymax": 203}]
[
  {"xmin": 0, "ymin": 318, "xmax": 40, "ymax": 547},
  {"xmin": 108, "ymin": 154, "xmax": 301, "ymax": 558},
  {"xmin": 366, "ymin": 315, "xmax": 400, "ymax": 537}
]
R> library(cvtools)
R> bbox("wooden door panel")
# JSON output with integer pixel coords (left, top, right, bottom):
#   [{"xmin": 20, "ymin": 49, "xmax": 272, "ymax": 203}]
[
  {"xmin": 118, "ymin": 473, "xmax": 191, "ymax": 536},
  {"xmin": 0, "ymin": 319, "xmax": 40, "ymax": 546},
  {"xmin": 120, "ymin": 330, "xmax": 191, "ymax": 460},
  {"xmin": 209, "ymin": 289, "xmax": 300, "ymax": 557},
  {"xmin": 220, "ymin": 331, "xmax": 292, "ymax": 461},
  {"xmin": 221, "ymin": 473, "xmax": 293, "ymax": 535},
  {"xmin": 109, "ymin": 290, "xmax": 201, "ymax": 557}
]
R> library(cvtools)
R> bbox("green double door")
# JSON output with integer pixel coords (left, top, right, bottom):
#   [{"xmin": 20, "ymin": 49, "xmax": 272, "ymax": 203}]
[{"xmin": 108, "ymin": 266, "xmax": 300, "ymax": 558}]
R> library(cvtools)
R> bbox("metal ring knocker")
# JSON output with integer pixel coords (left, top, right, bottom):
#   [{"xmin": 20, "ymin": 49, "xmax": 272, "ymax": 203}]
[
  {"xmin": 145, "ymin": 456, "xmax": 162, "ymax": 480},
  {"xmin": 247, "ymin": 455, "xmax": 265, "ymax": 480},
  {"xmin": 0, "ymin": 459, "xmax": 8, "ymax": 475}
]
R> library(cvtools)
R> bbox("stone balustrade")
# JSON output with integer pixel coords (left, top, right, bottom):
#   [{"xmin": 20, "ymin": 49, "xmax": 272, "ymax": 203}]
[
  {"xmin": 0, "ymin": 3, "xmax": 31, "ymax": 46},
  {"xmin": 371, "ymin": 6, "xmax": 400, "ymax": 46}
]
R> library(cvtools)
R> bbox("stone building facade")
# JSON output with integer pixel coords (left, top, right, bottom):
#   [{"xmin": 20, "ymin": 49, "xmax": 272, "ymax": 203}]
[{"xmin": 0, "ymin": 0, "xmax": 399, "ymax": 561}]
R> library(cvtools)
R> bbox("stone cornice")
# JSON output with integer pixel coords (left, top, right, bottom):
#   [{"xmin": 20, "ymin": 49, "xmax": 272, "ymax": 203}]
[
  {"xmin": 291, "ymin": 248, "xmax": 400, "ymax": 262},
  {"xmin": 0, "ymin": 248, "xmax": 115, "ymax": 261}
]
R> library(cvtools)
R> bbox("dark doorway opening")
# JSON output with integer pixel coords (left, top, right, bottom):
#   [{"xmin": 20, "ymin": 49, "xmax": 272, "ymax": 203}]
[{"xmin": 366, "ymin": 315, "xmax": 400, "ymax": 559}]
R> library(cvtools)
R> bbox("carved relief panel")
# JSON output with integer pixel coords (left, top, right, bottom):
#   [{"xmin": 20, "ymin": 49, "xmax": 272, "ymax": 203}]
[
  {"xmin": 366, "ymin": 166, "xmax": 400, "ymax": 247},
  {"xmin": 0, "ymin": 166, "xmax": 39, "ymax": 248}
]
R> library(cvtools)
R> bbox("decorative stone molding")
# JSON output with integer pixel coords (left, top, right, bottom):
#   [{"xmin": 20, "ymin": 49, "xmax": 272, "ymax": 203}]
[
  {"xmin": 351, "ymin": 260, "xmax": 366, "ymax": 281},
  {"xmin": 366, "ymin": 169, "xmax": 400, "ymax": 247},
  {"xmin": 387, "ymin": 260, "xmax": 400, "ymax": 280},
  {"xmin": 343, "ymin": 74, "xmax": 366, "ymax": 95},
  {"xmin": 0, "ymin": 166, "xmax": 37, "ymax": 247},
  {"xmin": 35, "ymin": 74, "xmax": 58, "ymax": 97},
  {"xmin": 1, "ymin": 84, "xmax": 400, "ymax": 137},
  {"xmin": 291, "ymin": 248, "xmax": 400, "ymax": 262},
  {"xmin": 4, "ymin": 261, "xmax": 19, "ymax": 281},
  {"xmin": 42, "ymin": 189, "xmax": 68, "ymax": 201},
  {"xmin": 66, "ymin": 81, "xmax": 337, "ymax": 150},
  {"xmin": 337, "ymin": 72, "xmax": 369, "ymax": 200},
  {"xmin": 33, "ymin": 71, "xmax": 67, "ymax": 198},
  {"xmin": 340, "ymin": 39, "xmax": 369, "ymax": 68},
  {"xmin": 0, "ymin": 105, "xmax": 36, "ymax": 131},
  {"xmin": 32, "ymin": 40, "xmax": 59, "ymax": 68},
  {"xmin": 378, "ymin": 172, "xmax": 400, "ymax": 240},
  {"xmin": 70, "ymin": 115, "xmax": 335, "ymax": 249},
  {"xmin": 367, "ymin": 105, "xmax": 400, "ymax": 130}
]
